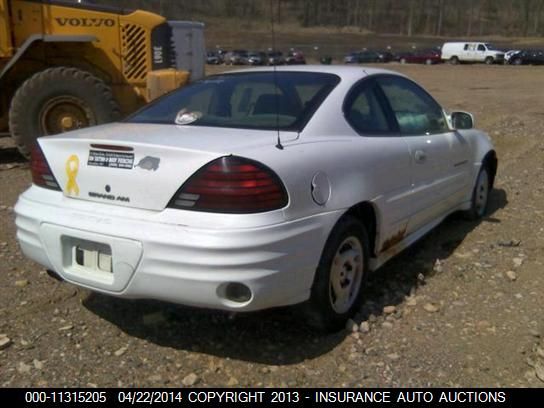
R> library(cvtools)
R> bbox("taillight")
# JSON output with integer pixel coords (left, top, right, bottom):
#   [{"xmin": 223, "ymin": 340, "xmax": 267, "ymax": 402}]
[
  {"xmin": 168, "ymin": 156, "xmax": 288, "ymax": 213},
  {"xmin": 30, "ymin": 144, "xmax": 61, "ymax": 191}
]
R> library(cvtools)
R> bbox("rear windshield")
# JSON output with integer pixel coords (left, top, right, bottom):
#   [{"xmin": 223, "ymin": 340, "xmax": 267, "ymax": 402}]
[{"xmin": 127, "ymin": 72, "xmax": 340, "ymax": 131}]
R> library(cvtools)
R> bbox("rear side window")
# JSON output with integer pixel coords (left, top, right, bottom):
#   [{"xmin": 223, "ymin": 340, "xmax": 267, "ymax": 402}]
[
  {"xmin": 376, "ymin": 76, "xmax": 449, "ymax": 136},
  {"xmin": 344, "ymin": 81, "xmax": 392, "ymax": 135}
]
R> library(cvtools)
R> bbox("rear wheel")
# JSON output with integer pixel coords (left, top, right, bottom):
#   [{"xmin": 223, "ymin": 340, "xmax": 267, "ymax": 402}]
[
  {"xmin": 425, "ymin": 58, "xmax": 433, "ymax": 65},
  {"xmin": 400, "ymin": 58, "xmax": 407, "ymax": 64},
  {"xmin": 9, "ymin": 67, "xmax": 121, "ymax": 158},
  {"xmin": 449, "ymin": 56, "xmax": 459, "ymax": 65},
  {"xmin": 305, "ymin": 216, "xmax": 369, "ymax": 332}
]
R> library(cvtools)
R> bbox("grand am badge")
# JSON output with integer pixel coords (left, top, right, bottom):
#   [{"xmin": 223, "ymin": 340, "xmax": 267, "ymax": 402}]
[
  {"xmin": 88, "ymin": 191, "xmax": 130, "ymax": 203},
  {"xmin": 65, "ymin": 155, "xmax": 80, "ymax": 196}
]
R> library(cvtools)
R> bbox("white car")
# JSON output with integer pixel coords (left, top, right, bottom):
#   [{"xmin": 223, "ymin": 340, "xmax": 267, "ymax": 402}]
[{"xmin": 15, "ymin": 66, "xmax": 497, "ymax": 331}]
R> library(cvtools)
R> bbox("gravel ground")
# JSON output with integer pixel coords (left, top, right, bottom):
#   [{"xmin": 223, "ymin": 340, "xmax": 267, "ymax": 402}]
[{"xmin": 1, "ymin": 64, "xmax": 543, "ymax": 388}]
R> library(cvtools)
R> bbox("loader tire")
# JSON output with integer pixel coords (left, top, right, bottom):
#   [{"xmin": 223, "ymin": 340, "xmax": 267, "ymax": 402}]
[{"xmin": 9, "ymin": 67, "xmax": 121, "ymax": 159}]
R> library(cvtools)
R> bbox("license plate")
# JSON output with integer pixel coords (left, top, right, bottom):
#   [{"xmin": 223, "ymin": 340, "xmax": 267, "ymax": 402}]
[{"xmin": 71, "ymin": 240, "xmax": 112, "ymax": 273}]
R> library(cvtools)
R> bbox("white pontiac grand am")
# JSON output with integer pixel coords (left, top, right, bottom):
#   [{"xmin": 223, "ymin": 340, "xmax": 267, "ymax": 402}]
[{"xmin": 15, "ymin": 66, "xmax": 497, "ymax": 331}]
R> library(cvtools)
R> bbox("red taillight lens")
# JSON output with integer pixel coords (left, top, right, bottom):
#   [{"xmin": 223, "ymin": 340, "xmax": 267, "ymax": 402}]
[
  {"xmin": 168, "ymin": 156, "xmax": 288, "ymax": 213},
  {"xmin": 30, "ymin": 144, "xmax": 61, "ymax": 191}
]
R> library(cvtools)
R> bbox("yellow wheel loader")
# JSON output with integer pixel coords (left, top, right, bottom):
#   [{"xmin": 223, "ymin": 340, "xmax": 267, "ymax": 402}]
[{"xmin": 0, "ymin": 0, "xmax": 205, "ymax": 157}]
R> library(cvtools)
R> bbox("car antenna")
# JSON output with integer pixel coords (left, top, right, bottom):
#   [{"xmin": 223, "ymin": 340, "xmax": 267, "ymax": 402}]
[{"xmin": 270, "ymin": 0, "xmax": 283, "ymax": 150}]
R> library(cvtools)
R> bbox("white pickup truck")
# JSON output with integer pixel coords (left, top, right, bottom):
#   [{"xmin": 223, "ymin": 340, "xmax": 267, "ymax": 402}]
[{"xmin": 441, "ymin": 42, "xmax": 505, "ymax": 65}]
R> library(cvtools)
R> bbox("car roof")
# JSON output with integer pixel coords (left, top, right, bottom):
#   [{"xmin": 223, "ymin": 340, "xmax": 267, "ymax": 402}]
[{"xmin": 226, "ymin": 65, "xmax": 399, "ymax": 82}]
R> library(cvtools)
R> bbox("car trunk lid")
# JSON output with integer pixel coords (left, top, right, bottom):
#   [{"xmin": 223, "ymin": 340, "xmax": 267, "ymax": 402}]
[{"xmin": 38, "ymin": 123, "xmax": 283, "ymax": 211}]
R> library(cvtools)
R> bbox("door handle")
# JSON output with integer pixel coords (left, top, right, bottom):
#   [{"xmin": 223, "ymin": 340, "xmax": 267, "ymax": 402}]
[{"xmin": 414, "ymin": 150, "xmax": 427, "ymax": 163}]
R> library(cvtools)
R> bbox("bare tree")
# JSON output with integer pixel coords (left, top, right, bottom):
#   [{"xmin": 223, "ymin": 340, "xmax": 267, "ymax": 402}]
[{"xmin": 93, "ymin": 0, "xmax": 544, "ymax": 38}]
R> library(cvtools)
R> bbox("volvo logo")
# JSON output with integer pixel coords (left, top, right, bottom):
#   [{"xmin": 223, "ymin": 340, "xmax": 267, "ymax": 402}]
[{"xmin": 55, "ymin": 18, "xmax": 115, "ymax": 27}]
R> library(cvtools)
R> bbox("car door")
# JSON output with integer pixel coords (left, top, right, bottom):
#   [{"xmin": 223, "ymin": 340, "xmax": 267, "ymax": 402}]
[
  {"xmin": 375, "ymin": 75, "xmax": 471, "ymax": 234},
  {"xmin": 461, "ymin": 43, "xmax": 472, "ymax": 61},
  {"xmin": 343, "ymin": 78, "xmax": 413, "ymax": 252},
  {"xmin": 477, "ymin": 44, "xmax": 487, "ymax": 61},
  {"xmin": 464, "ymin": 43, "xmax": 475, "ymax": 61}
]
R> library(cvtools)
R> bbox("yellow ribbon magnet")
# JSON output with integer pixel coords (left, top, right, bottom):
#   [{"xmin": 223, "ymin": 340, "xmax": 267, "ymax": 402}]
[{"xmin": 65, "ymin": 155, "xmax": 80, "ymax": 196}]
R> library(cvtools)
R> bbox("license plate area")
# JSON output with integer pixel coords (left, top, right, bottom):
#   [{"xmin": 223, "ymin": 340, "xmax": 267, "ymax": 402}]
[
  {"xmin": 62, "ymin": 236, "xmax": 113, "ymax": 275},
  {"xmin": 42, "ymin": 223, "xmax": 142, "ymax": 292}
]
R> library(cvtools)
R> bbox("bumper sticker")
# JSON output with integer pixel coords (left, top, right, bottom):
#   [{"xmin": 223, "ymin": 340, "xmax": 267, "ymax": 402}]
[
  {"xmin": 65, "ymin": 155, "xmax": 80, "ymax": 196},
  {"xmin": 88, "ymin": 150, "xmax": 135, "ymax": 170}
]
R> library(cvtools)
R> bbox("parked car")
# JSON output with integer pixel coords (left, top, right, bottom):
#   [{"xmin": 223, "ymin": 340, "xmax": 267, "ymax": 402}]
[
  {"xmin": 344, "ymin": 50, "xmax": 382, "ymax": 64},
  {"xmin": 267, "ymin": 51, "xmax": 285, "ymax": 65},
  {"xmin": 344, "ymin": 52, "xmax": 362, "ymax": 64},
  {"xmin": 508, "ymin": 49, "xmax": 544, "ymax": 65},
  {"xmin": 441, "ymin": 42, "xmax": 504, "ymax": 64},
  {"xmin": 503, "ymin": 49, "xmax": 521, "ymax": 64},
  {"xmin": 376, "ymin": 51, "xmax": 394, "ymax": 63},
  {"xmin": 206, "ymin": 51, "xmax": 221, "ymax": 65},
  {"xmin": 16, "ymin": 66, "xmax": 497, "ymax": 331},
  {"xmin": 225, "ymin": 49, "xmax": 249, "ymax": 65},
  {"xmin": 393, "ymin": 51, "xmax": 412, "ymax": 62},
  {"xmin": 397, "ymin": 49, "xmax": 442, "ymax": 65},
  {"xmin": 247, "ymin": 51, "xmax": 267, "ymax": 66},
  {"xmin": 286, "ymin": 50, "xmax": 306, "ymax": 65},
  {"xmin": 216, "ymin": 48, "xmax": 229, "ymax": 64}
]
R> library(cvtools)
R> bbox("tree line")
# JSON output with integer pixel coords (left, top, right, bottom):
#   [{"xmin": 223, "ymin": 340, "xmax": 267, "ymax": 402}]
[{"xmin": 96, "ymin": 0, "xmax": 544, "ymax": 37}]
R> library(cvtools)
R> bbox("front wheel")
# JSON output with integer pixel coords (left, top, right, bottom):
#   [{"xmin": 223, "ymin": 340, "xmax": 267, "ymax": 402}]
[
  {"xmin": 465, "ymin": 166, "xmax": 490, "ymax": 220},
  {"xmin": 485, "ymin": 57, "xmax": 494, "ymax": 65},
  {"xmin": 305, "ymin": 216, "xmax": 369, "ymax": 332}
]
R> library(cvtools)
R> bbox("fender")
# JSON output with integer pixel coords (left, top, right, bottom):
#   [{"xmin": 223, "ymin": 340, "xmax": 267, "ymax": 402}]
[{"xmin": 0, "ymin": 34, "xmax": 97, "ymax": 81}]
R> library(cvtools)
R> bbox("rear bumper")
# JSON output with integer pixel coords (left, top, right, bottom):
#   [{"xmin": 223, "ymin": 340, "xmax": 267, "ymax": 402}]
[{"xmin": 15, "ymin": 187, "xmax": 341, "ymax": 312}]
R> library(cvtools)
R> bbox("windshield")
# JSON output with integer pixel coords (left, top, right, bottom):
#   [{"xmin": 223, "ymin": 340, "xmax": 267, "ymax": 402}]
[{"xmin": 127, "ymin": 72, "xmax": 340, "ymax": 131}]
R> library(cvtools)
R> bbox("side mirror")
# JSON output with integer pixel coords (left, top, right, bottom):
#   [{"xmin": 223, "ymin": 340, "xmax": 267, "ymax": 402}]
[{"xmin": 451, "ymin": 111, "xmax": 474, "ymax": 130}]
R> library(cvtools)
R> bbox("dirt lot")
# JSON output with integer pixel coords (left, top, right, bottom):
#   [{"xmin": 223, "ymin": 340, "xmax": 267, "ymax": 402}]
[{"xmin": 1, "ymin": 63, "xmax": 543, "ymax": 388}]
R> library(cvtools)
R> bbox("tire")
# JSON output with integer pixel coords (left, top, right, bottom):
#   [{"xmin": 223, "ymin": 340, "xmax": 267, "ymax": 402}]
[
  {"xmin": 485, "ymin": 56, "xmax": 494, "ymax": 65},
  {"xmin": 425, "ymin": 58, "xmax": 433, "ymax": 65},
  {"xmin": 513, "ymin": 58, "xmax": 522, "ymax": 66},
  {"xmin": 305, "ymin": 216, "xmax": 369, "ymax": 332},
  {"xmin": 449, "ymin": 56, "xmax": 459, "ymax": 65},
  {"xmin": 400, "ymin": 58, "xmax": 407, "ymax": 64},
  {"xmin": 9, "ymin": 67, "xmax": 120, "ymax": 158},
  {"xmin": 465, "ymin": 165, "xmax": 491, "ymax": 220}
]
